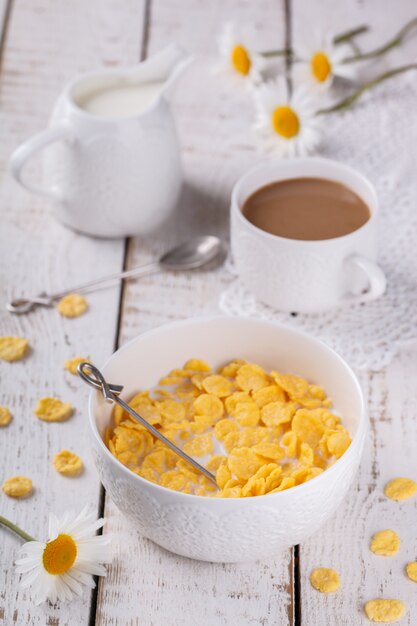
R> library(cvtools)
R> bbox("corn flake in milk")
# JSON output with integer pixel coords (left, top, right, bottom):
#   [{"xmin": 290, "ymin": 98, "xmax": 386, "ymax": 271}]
[{"xmin": 106, "ymin": 359, "xmax": 352, "ymax": 498}]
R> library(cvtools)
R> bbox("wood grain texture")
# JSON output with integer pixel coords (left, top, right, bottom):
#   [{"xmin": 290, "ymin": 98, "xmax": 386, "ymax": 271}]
[
  {"xmin": 0, "ymin": 1, "xmax": 146, "ymax": 624},
  {"xmin": 95, "ymin": 2, "xmax": 294, "ymax": 625},
  {"xmin": 289, "ymin": 1, "xmax": 417, "ymax": 624}
]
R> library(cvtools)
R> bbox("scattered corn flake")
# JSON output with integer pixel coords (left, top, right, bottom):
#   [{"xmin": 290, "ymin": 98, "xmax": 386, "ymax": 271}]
[
  {"xmin": 310, "ymin": 567, "xmax": 340, "ymax": 593},
  {"xmin": 406, "ymin": 562, "xmax": 417, "ymax": 583},
  {"xmin": 201, "ymin": 375, "xmax": 232, "ymax": 398},
  {"xmin": 384, "ymin": 477, "xmax": 417, "ymax": 501},
  {"xmin": 236, "ymin": 363, "xmax": 268, "ymax": 392},
  {"xmin": 370, "ymin": 529, "xmax": 400, "ymax": 556},
  {"xmin": 292, "ymin": 409, "xmax": 324, "ymax": 447},
  {"xmin": 184, "ymin": 358, "xmax": 211, "ymax": 372},
  {"xmin": 0, "ymin": 405, "xmax": 12, "ymax": 427},
  {"xmin": 35, "ymin": 397, "xmax": 74, "ymax": 422},
  {"xmin": 2, "ymin": 475, "xmax": 33, "ymax": 498},
  {"xmin": 0, "ymin": 336, "xmax": 29, "ymax": 362},
  {"xmin": 261, "ymin": 401, "xmax": 296, "ymax": 426},
  {"xmin": 64, "ymin": 356, "xmax": 89, "ymax": 375},
  {"xmin": 364, "ymin": 599, "xmax": 406, "ymax": 623},
  {"xmin": 57, "ymin": 293, "xmax": 88, "ymax": 318},
  {"xmin": 53, "ymin": 449, "xmax": 83, "ymax": 476}
]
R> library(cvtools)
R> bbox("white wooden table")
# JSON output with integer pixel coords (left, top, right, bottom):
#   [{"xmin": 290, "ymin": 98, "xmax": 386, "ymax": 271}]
[{"xmin": 1, "ymin": 1, "xmax": 417, "ymax": 624}]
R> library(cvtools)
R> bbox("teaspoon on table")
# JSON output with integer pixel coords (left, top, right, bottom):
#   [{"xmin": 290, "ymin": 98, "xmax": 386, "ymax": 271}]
[
  {"xmin": 78, "ymin": 361, "xmax": 218, "ymax": 488},
  {"xmin": 6, "ymin": 235, "xmax": 223, "ymax": 315}
]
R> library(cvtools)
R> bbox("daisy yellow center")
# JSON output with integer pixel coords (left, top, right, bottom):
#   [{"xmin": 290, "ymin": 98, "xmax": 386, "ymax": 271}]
[
  {"xmin": 42, "ymin": 534, "xmax": 77, "ymax": 575},
  {"xmin": 272, "ymin": 106, "xmax": 300, "ymax": 138},
  {"xmin": 231, "ymin": 44, "xmax": 251, "ymax": 75},
  {"xmin": 311, "ymin": 51, "xmax": 331, "ymax": 82}
]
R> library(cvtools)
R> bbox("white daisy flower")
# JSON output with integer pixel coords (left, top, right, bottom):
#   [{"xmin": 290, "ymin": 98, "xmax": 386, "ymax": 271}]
[
  {"xmin": 253, "ymin": 78, "xmax": 322, "ymax": 157},
  {"xmin": 215, "ymin": 22, "xmax": 266, "ymax": 84},
  {"xmin": 293, "ymin": 31, "xmax": 357, "ymax": 89},
  {"xmin": 15, "ymin": 506, "xmax": 112, "ymax": 605}
]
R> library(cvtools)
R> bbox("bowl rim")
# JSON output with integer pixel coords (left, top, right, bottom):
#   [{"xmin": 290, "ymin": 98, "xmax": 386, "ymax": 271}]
[{"xmin": 88, "ymin": 315, "xmax": 367, "ymax": 503}]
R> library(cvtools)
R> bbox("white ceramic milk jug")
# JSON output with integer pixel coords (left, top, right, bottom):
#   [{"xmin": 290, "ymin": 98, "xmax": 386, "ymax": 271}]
[{"xmin": 10, "ymin": 45, "xmax": 191, "ymax": 237}]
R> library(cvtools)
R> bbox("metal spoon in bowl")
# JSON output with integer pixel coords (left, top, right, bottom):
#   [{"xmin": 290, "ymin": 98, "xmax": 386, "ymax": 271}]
[
  {"xmin": 78, "ymin": 362, "xmax": 218, "ymax": 489},
  {"xmin": 6, "ymin": 235, "xmax": 223, "ymax": 314}
]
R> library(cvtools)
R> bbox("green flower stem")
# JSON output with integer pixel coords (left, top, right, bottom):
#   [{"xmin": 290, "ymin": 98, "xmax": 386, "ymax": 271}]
[
  {"xmin": 333, "ymin": 25, "xmax": 369, "ymax": 45},
  {"xmin": 343, "ymin": 16, "xmax": 417, "ymax": 63},
  {"xmin": 260, "ymin": 23, "xmax": 369, "ymax": 59},
  {"xmin": 0, "ymin": 515, "xmax": 35, "ymax": 542},
  {"xmin": 316, "ymin": 63, "xmax": 417, "ymax": 115},
  {"xmin": 260, "ymin": 48, "xmax": 292, "ymax": 59}
]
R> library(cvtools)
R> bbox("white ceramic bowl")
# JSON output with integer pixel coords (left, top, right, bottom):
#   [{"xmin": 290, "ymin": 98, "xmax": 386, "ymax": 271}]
[{"xmin": 88, "ymin": 316, "xmax": 367, "ymax": 563}]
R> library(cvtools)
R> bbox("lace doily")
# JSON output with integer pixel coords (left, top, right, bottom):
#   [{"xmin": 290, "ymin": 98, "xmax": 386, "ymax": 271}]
[{"xmin": 219, "ymin": 76, "xmax": 417, "ymax": 371}]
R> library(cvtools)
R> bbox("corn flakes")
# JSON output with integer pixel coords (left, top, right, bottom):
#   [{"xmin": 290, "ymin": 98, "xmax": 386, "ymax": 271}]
[
  {"xmin": 64, "ymin": 356, "xmax": 89, "ymax": 375},
  {"xmin": 0, "ymin": 336, "xmax": 29, "ymax": 362},
  {"xmin": 2, "ymin": 475, "xmax": 33, "ymax": 498},
  {"xmin": 252, "ymin": 385, "xmax": 286, "ymax": 407},
  {"xmin": 234, "ymin": 401, "xmax": 260, "ymax": 426},
  {"xmin": 193, "ymin": 393, "xmax": 224, "ymax": 421},
  {"xmin": 53, "ymin": 449, "xmax": 83, "ymax": 476},
  {"xmin": 384, "ymin": 477, "xmax": 417, "ymax": 501},
  {"xmin": 236, "ymin": 363, "xmax": 268, "ymax": 392},
  {"xmin": 310, "ymin": 567, "xmax": 340, "ymax": 593},
  {"xmin": 201, "ymin": 375, "xmax": 232, "ymax": 397},
  {"xmin": 35, "ymin": 397, "xmax": 74, "ymax": 422},
  {"xmin": 182, "ymin": 433, "xmax": 213, "ymax": 457},
  {"xmin": 261, "ymin": 401, "xmax": 296, "ymax": 426},
  {"xmin": 0, "ymin": 406, "xmax": 12, "ymax": 427},
  {"xmin": 57, "ymin": 293, "xmax": 88, "ymax": 318},
  {"xmin": 406, "ymin": 562, "xmax": 417, "ymax": 583},
  {"xmin": 292, "ymin": 409, "xmax": 324, "ymax": 447},
  {"xmin": 228, "ymin": 447, "xmax": 263, "ymax": 481},
  {"xmin": 370, "ymin": 529, "xmax": 400, "ymax": 556},
  {"xmin": 184, "ymin": 358, "xmax": 211, "ymax": 372},
  {"xmin": 364, "ymin": 599, "xmax": 406, "ymax": 623},
  {"xmin": 106, "ymin": 358, "xmax": 350, "ymax": 498}
]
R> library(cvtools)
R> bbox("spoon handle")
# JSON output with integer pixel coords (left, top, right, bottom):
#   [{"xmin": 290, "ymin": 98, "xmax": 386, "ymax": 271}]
[{"xmin": 6, "ymin": 262, "xmax": 160, "ymax": 314}]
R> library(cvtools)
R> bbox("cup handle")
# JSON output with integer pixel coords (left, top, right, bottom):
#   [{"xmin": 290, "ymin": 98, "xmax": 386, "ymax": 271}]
[
  {"xmin": 9, "ymin": 123, "xmax": 75, "ymax": 201},
  {"xmin": 342, "ymin": 254, "xmax": 386, "ymax": 305}
]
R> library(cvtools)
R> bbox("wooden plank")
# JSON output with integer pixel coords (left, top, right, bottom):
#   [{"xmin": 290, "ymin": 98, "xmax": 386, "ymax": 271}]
[
  {"xmin": 95, "ymin": 1, "xmax": 294, "ymax": 625},
  {"xmin": 289, "ymin": 1, "xmax": 417, "ymax": 624},
  {"xmin": 0, "ymin": 1, "xmax": 146, "ymax": 624}
]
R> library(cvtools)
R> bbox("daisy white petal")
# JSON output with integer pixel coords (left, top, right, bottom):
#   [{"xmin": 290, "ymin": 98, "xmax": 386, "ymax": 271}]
[
  {"xmin": 253, "ymin": 79, "xmax": 322, "ymax": 157},
  {"xmin": 293, "ymin": 29, "xmax": 358, "ymax": 90},
  {"xmin": 15, "ymin": 507, "xmax": 112, "ymax": 605},
  {"xmin": 215, "ymin": 22, "xmax": 266, "ymax": 85}
]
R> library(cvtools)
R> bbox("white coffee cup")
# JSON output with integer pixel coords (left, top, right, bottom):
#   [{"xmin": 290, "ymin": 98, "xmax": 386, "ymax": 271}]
[{"xmin": 231, "ymin": 158, "xmax": 386, "ymax": 313}]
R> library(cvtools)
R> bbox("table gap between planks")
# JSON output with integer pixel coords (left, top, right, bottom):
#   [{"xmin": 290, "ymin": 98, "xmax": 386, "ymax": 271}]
[{"xmin": 1, "ymin": 0, "xmax": 417, "ymax": 625}]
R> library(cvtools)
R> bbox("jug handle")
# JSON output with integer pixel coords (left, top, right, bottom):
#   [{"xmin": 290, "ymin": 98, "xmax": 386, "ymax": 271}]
[{"xmin": 10, "ymin": 122, "xmax": 75, "ymax": 201}]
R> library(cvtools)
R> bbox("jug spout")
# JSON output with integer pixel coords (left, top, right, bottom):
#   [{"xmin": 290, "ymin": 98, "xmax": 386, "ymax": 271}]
[{"xmin": 126, "ymin": 44, "xmax": 193, "ymax": 94}]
